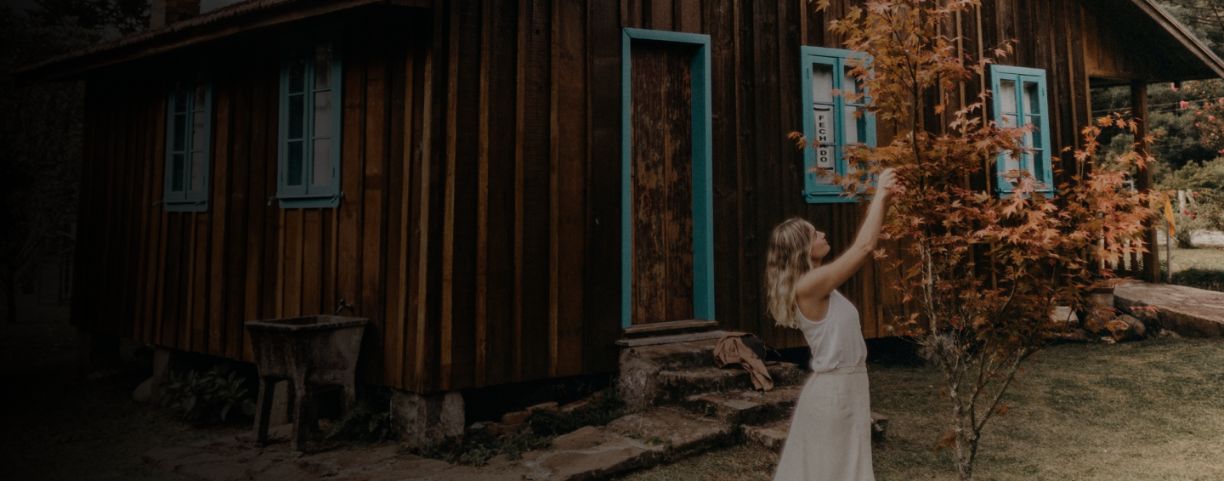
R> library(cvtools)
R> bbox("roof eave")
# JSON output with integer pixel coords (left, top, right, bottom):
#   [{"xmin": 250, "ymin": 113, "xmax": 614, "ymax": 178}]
[
  {"xmin": 1130, "ymin": 0, "xmax": 1224, "ymax": 80},
  {"xmin": 18, "ymin": 0, "xmax": 429, "ymax": 82}
]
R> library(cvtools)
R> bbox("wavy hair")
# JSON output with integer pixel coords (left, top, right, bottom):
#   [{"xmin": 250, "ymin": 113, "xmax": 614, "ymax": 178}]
[{"xmin": 764, "ymin": 217, "xmax": 816, "ymax": 329}]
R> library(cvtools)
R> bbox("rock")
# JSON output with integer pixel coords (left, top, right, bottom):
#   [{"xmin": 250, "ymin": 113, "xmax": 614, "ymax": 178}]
[
  {"xmin": 536, "ymin": 440, "xmax": 655, "ymax": 481},
  {"xmin": 743, "ymin": 421, "xmax": 789, "ymax": 451},
  {"xmin": 607, "ymin": 407, "xmax": 735, "ymax": 456},
  {"xmin": 1045, "ymin": 328, "xmax": 1091, "ymax": 343},
  {"xmin": 501, "ymin": 409, "xmax": 530, "ymax": 426},
  {"xmin": 133, "ymin": 377, "xmax": 154, "ymax": 403},
  {"xmin": 485, "ymin": 421, "xmax": 525, "ymax": 437},
  {"xmin": 527, "ymin": 401, "xmax": 559, "ymax": 413},
  {"xmin": 1107, "ymin": 314, "xmax": 1146, "ymax": 342},
  {"xmin": 560, "ymin": 399, "xmax": 591, "ymax": 414},
  {"xmin": 1115, "ymin": 282, "xmax": 1224, "ymax": 338},
  {"xmin": 550, "ymin": 426, "xmax": 608, "ymax": 450},
  {"xmin": 1082, "ymin": 306, "xmax": 1116, "ymax": 335},
  {"xmin": 391, "ymin": 390, "xmax": 465, "ymax": 449},
  {"xmin": 617, "ymin": 339, "xmax": 725, "ymax": 412},
  {"xmin": 1088, "ymin": 288, "xmax": 1115, "ymax": 309},
  {"xmin": 871, "ymin": 412, "xmax": 889, "ymax": 444},
  {"xmin": 1050, "ymin": 305, "xmax": 1079, "ymax": 324}
]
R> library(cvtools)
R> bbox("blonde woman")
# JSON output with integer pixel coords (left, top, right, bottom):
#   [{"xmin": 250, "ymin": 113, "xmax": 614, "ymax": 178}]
[{"xmin": 766, "ymin": 168, "xmax": 895, "ymax": 481}]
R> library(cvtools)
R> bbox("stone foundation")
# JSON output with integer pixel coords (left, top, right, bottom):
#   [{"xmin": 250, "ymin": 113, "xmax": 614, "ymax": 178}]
[{"xmin": 392, "ymin": 391, "xmax": 465, "ymax": 449}]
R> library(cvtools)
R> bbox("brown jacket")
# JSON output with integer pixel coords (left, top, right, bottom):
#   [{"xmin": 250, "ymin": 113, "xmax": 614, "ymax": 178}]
[{"xmin": 713, "ymin": 332, "xmax": 774, "ymax": 391}]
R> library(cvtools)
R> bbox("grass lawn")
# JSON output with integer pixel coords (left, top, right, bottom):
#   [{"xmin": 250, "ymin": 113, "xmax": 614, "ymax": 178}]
[
  {"xmin": 617, "ymin": 338, "xmax": 1224, "ymax": 481},
  {"xmin": 1165, "ymin": 245, "xmax": 1224, "ymax": 274}
]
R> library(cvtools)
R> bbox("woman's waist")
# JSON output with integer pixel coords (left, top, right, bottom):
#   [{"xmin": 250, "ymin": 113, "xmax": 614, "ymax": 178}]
[{"xmin": 808, "ymin": 363, "xmax": 867, "ymax": 375}]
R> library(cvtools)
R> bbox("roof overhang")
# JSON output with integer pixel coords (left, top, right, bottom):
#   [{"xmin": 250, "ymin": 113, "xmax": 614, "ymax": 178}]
[
  {"xmin": 19, "ymin": 0, "xmax": 429, "ymax": 81},
  {"xmin": 1130, "ymin": 0, "xmax": 1224, "ymax": 80}
]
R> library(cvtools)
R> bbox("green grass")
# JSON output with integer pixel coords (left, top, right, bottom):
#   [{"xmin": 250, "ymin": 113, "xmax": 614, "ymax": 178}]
[
  {"xmin": 617, "ymin": 338, "xmax": 1224, "ymax": 481},
  {"xmin": 1162, "ymin": 246, "xmax": 1224, "ymax": 292},
  {"xmin": 1165, "ymin": 245, "xmax": 1224, "ymax": 274}
]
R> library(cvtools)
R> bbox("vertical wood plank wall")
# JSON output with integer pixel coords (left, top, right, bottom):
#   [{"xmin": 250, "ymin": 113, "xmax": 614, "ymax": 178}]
[{"xmin": 75, "ymin": 0, "xmax": 1104, "ymax": 394}]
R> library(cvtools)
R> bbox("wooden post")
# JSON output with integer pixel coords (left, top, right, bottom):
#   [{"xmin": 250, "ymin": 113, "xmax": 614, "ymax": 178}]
[{"xmin": 1131, "ymin": 80, "xmax": 1160, "ymax": 283}]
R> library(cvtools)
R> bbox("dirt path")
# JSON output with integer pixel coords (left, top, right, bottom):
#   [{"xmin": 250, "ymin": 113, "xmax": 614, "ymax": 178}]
[{"xmin": 0, "ymin": 321, "xmax": 234, "ymax": 481}]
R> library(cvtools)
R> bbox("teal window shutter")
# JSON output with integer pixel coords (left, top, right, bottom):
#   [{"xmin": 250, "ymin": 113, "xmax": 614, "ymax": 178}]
[
  {"xmin": 799, "ymin": 46, "xmax": 876, "ymax": 204},
  {"xmin": 989, "ymin": 64, "xmax": 1053, "ymax": 195},
  {"xmin": 278, "ymin": 42, "xmax": 343, "ymax": 208},
  {"xmin": 164, "ymin": 82, "xmax": 211, "ymax": 212}
]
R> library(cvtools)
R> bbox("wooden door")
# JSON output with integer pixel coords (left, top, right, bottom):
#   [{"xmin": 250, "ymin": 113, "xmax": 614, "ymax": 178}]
[{"xmin": 630, "ymin": 41, "xmax": 695, "ymax": 325}]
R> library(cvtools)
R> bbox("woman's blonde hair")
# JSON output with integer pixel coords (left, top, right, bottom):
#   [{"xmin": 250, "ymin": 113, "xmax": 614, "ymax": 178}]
[{"xmin": 764, "ymin": 217, "xmax": 816, "ymax": 329}]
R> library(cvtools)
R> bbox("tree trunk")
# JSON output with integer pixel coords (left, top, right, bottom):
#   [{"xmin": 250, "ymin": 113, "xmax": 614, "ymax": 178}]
[{"xmin": 956, "ymin": 432, "xmax": 977, "ymax": 481}]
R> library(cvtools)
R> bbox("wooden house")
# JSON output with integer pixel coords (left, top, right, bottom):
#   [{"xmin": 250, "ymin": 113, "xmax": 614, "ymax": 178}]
[{"xmin": 27, "ymin": 0, "xmax": 1224, "ymax": 402}]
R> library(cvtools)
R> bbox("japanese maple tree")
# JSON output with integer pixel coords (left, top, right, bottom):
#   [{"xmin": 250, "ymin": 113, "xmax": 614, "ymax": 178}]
[{"xmin": 802, "ymin": 1, "xmax": 1157, "ymax": 479}]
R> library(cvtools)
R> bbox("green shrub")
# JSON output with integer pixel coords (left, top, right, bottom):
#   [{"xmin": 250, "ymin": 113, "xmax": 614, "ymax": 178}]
[
  {"xmin": 160, "ymin": 366, "xmax": 255, "ymax": 424},
  {"xmin": 326, "ymin": 387, "xmax": 398, "ymax": 443},
  {"xmin": 1170, "ymin": 268, "xmax": 1224, "ymax": 292}
]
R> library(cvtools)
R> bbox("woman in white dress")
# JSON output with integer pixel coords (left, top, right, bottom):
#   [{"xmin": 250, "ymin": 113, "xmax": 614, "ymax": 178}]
[{"xmin": 764, "ymin": 168, "xmax": 895, "ymax": 481}]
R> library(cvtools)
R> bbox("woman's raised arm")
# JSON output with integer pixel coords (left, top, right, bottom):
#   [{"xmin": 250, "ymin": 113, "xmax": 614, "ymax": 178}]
[{"xmin": 796, "ymin": 168, "xmax": 896, "ymax": 300}]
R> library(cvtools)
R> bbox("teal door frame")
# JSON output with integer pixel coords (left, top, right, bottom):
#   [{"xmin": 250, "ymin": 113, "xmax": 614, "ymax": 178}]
[{"xmin": 620, "ymin": 28, "xmax": 715, "ymax": 329}]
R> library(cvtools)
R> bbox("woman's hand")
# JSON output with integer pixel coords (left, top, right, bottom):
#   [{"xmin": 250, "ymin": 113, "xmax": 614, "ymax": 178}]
[{"xmin": 876, "ymin": 167, "xmax": 897, "ymax": 197}]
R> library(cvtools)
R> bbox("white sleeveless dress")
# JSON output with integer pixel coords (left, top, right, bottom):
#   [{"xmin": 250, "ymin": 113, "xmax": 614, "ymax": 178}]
[{"xmin": 772, "ymin": 289, "xmax": 875, "ymax": 481}]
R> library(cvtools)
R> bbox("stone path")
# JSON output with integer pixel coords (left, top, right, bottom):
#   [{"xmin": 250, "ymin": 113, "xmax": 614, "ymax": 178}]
[
  {"xmin": 1115, "ymin": 281, "xmax": 1224, "ymax": 337},
  {"xmin": 143, "ymin": 335, "xmax": 890, "ymax": 481}
]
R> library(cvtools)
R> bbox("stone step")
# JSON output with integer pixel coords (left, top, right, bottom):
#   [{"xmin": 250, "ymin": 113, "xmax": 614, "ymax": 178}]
[
  {"xmin": 682, "ymin": 385, "xmax": 803, "ymax": 425},
  {"xmin": 1115, "ymin": 281, "xmax": 1224, "ymax": 337},
  {"xmin": 656, "ymin": 362, "xmax": 807, "ymax": 403},
  {"xmin": 743, "ymin": 412, "xmax": 892, "ymax": 452},
  {"xmin": 621, "ymin": 320, "xmax": 719, "ymax": 339},
  {"xmin": 508, "ymin": 407, "xmax": 735, "ymax": 481},
  {"xmin": 619, "ymin": 338, "xmax": 722, "ymax": 372},
  {"xmin": 743, "ymin": 419, "xmax": 790, "ymax": 452},
  {"xmin": 606, "ymin": 407, "xmax": 737, "ymax": 459}
]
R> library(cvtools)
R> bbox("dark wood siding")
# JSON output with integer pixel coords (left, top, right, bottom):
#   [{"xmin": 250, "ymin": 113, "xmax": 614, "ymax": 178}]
[{"xmin": 74, "ymin": 0, "xmax": 1144, "ymax": 393}]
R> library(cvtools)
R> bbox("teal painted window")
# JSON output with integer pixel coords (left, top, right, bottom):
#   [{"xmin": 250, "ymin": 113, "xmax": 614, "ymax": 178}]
[
  {"xmin": 800, "ymin": 46, "xmax": 876, "ymax": 204},
  {"xmin": 278, "ymin": 42, "xmax": 342, "ymax": 208},
  {"xmin": 164, "ymin": 83, "xmax": 211, "ymax": 212},
  {"xmin": 989, "ymin": 65, "xmax": 1053, "ymax": 194}
]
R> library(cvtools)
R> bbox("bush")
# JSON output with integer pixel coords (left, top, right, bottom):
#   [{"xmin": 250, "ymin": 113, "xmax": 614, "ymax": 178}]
[
  {"xmin": 1158, "ymin": 158, "xmax": 1224, "ymax": 244},
  {"xmin": 160, "ymin": 366, "xmax": 255, "ymax": 424},
  {"xmin": 326, "ymin": 387, "xmax": 398, "ymax": 443},
  {"xmin": 1171, "ymin": 268, "xmax": 1224, "ymax": 292}
]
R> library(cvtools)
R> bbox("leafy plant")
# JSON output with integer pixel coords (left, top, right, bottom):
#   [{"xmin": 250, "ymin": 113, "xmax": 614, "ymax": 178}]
[
  {"xmin": 1170, "ymin": 267, "xmax": 1224, "ymax": 292},
  {"xmin": 806, "ymin": 1, "xmax": 1157, "ymax": 479},
  {"xmin": 326, "ymin": 387, "xmax": 398, "ymax": 443},
  {"xmin": 160, "ymin": 366, "xmax": 255, "ymax": 424},
  {"xmin": 1157, "ymin": 158, "xmax": 1224, "ymax": 246}
]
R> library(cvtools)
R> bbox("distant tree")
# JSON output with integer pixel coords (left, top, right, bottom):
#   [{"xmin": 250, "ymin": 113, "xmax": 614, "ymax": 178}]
[
  {"xmin": 29, "ymin": 0, "xmax": 148, "ymax": 35},
  {"xmin": 1158, "ymin": 158, "xmax": 1224, "ymax": 246},
  {"xmin": 0, "ymin": 2, "xmax": 145, "ymax": 324},
  {"xmin": 806, "ymin": 1, "xmax": 1157, "ymax": 479},
  {"xmin": 1157, "ymin": 0, "xmax": 1224, "ymax": 54}
]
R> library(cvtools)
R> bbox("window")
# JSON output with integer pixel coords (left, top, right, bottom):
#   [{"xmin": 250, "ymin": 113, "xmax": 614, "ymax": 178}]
[
  {"xmin": 799, "ymin": 46, "xmax": 876, "ymax": 204},
  {"xmin": 278, "ymin": 42, "xmax": 342, "ymax": 208},
  {"xmin": 164, "ymin": 83, "xmax": 211, "ymax": 211},
  {"xmin": 990, "ymin": 65, "xmax": 1052, "ymax": 194}
]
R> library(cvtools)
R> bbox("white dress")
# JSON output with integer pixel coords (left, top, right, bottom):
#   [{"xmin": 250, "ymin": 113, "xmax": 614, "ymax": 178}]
[{"xmin": 772, "ymin": 289, "xmax": 875, "ymax": 481}]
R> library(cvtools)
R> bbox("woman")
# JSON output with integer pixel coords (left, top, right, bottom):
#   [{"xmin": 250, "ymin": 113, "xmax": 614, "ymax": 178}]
[{"xmin": 765, "ymin": 168, "xmax": 895, "ymax": 481}]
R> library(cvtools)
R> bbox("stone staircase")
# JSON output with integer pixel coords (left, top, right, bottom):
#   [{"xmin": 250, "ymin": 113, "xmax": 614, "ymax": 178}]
[
  {"xmin": 614, "ymin": 327, "xmax": 822, "ymax": 454},
  {"xmin": 478, "ymin": 321, "xmax": 890, "ymax": 480}
]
